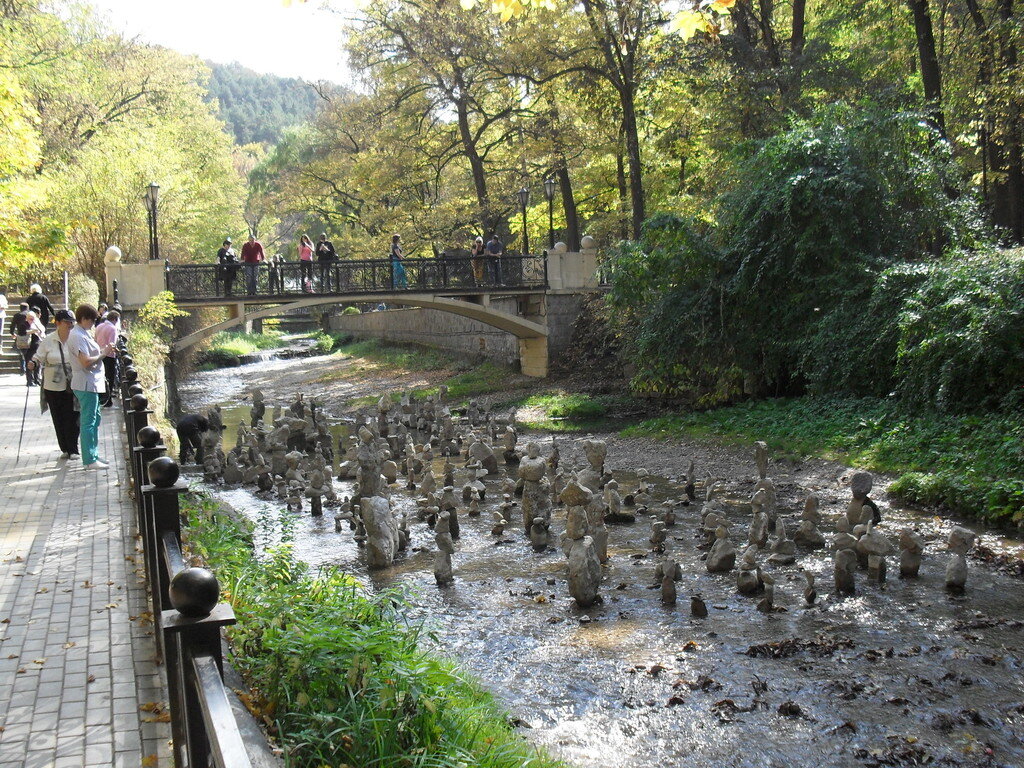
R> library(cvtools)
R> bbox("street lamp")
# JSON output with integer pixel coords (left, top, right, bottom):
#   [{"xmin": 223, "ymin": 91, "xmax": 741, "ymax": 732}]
[
  {"xmin": 543, "ymin": 177, "xmax": 557, "ymax": 249},
  {"xmin": 518, "ymin": 186, "xmax": 530, "ymax": 255},
  {"xmin": 143, "ymin": 182, "xmax": 160, "ymax": 260}
]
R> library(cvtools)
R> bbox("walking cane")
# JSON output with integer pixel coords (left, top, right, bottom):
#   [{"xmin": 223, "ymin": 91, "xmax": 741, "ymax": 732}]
[{"xmin": 16, "ymin": 381, "xmax": 30, "ymax": 464}]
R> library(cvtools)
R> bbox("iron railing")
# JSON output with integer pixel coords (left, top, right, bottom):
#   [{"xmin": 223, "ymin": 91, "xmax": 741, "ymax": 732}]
[
  {"xmin": 117, "ymin": 348, "xmax": 253, "ymax": 768},
  {"xmin": 165, "ymin": 255, "xmax": 547, "ymax": 301}
]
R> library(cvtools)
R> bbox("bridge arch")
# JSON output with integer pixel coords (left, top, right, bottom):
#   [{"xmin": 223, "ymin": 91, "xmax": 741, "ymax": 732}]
[{"xmin": 172, "ymin": 293, "xmax": 550, "ymax": 377}]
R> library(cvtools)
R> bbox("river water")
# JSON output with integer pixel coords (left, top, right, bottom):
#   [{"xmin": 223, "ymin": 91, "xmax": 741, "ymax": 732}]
[{"xmin": 181, "ymin": 359, "xmax": 1024, "ymax": 768}]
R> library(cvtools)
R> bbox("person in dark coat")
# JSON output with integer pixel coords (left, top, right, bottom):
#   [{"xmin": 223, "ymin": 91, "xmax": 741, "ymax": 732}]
[
  {"xmin": 176, "ymin": 414, "xmax": 210, "ymax": 464},
  {"xmin": 27, "ymin": 284, "xmax": 56, "ymax": 326}
]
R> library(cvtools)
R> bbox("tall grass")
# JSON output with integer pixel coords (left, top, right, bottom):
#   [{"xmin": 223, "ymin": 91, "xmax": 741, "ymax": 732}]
[
  {"xmin": 196, "ymin": 330, "xmax": 286, "ymax": 368},
  {"xmin": 182, "ymin": 494, "xmax": 563, "ymax": 768}
]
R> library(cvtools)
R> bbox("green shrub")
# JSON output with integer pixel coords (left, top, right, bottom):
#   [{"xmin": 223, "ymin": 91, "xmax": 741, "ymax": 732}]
[
  {"xmin": 68, "ymin": 274, "xmax": 99, "ymax": 309},
  {"xmin": 195, "ymin": 330, "xmax": 285, "ymax": 367},
  {"xmin": 341, "ymin": 305, "xmax": 361, "ymax": 315},
  {"xmin": 606, "ymin": 106, "xmax": 990, "ymax": 406}
]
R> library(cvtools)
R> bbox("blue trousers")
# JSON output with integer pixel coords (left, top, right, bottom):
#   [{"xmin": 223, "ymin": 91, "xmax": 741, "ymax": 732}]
[{"xmin": 73, "ymin": 390, "xmax": 102, "ymax": 465}]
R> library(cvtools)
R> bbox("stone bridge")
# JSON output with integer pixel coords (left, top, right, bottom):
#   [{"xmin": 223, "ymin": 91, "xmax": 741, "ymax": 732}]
[{"xmin": 104, "ymin": 240, "xmax": 602, "ymax": 377}]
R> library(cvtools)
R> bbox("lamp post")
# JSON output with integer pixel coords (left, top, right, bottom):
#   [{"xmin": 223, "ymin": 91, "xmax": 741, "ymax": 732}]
[
  {"xmin": 143, "ymin": 182, "xmax": 160, "ymax": 260},
  {"xmin": 543, "ymin": 177, "xmax": 557, "ymax": 249},
  {"xmin": 518, "ymin": 186, "xmax": 530, "ymax": 255}
]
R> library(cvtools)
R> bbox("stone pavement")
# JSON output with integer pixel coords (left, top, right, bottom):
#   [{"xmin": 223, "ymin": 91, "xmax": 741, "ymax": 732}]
[{"xmin": 0, "ymin": 372, "xmax": 171, "ymax": 767}]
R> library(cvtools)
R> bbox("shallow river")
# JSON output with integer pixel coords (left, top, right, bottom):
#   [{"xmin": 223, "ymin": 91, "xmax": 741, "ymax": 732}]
[{"xmin": 181, "ymin": 360, "xmax": 1024, "ymax": 768}]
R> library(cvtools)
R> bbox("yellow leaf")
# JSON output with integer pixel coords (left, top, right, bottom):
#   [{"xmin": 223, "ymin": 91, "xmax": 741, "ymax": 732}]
[
  {"xmin": 708, "ymin": 0, "xmax": 737, "ymax": 11},
  {"xmin": 667, "ymin": 10, "xmax": 712, "ymax": 39},
  {"xmin": 142, "ymin": 756, "xmax": 158, "ymax": 768},
  {"xmin": 460, "ymin": 0, "xmax": 477, "ymax": 8}
]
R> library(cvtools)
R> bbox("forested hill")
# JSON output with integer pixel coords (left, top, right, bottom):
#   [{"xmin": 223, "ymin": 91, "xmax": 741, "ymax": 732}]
[{"xmin": 206, "ymin": 62, "xmax": 321, "ymax": 145}]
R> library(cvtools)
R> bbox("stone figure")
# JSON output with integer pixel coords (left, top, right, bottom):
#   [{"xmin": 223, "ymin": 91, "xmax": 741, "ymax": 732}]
[
  {"xmin": 858, "ymin": 521, "xmax": 892, "ymax": 582},
  {"xmin": 945, "ymin": 526, "xmax": 976, "ymax": 593},
  {"xmin": 793, "ymin": 495, "xmax": 826, "ymax": 549},
  {"xmin": 756, "ymin": 572, "xmax": 776, "ymax": 613},
  {"xmin": 434, "ymin": 510, "xmax": 455, "ymax": 586},
  {"xmin": 650, "ymin": 521, "xmax": 667, "ymax": 547},
  {"xmin": 802, "ymin": 571, "xmax": 817, "ymax": 605},
  {"xmin": 633, "ymin": 469, "xmax": 652, "ymax": 508},
  {"xmin": 439, "ymin": 486, "xmax": 458, "ymax": 512},
  {"xmin": 899, "ymin": 528, "xmax": 925, "ymax": 578},
  {"xmin": 834, "ymin": 533, "xmax": 857, "ymax": 596},
  {"xmin": 736, "ymin": 545, "xmax": 764, "ymax": 595},
  {"xmin": 360, "ymin": 496, "xmax": 399, "ymax": 569},
  {"xmin": 491, "ymin": 512, "xmax": 507, "ymax": 536},
  {"xmin": 529, "ymin": 517, "xmax": 550, "ymax": 551},
  {"xmin": 356, "ymin": 426, "xmax": 384, "ymax": 499},
  {"xmin": 250, "ymin": 389, "xmax": 265, "ymax": 428},
  {"xmin": 518, "ymin": 442, "xmax": 548, "ymax": 533},
  {"xmin": 691, "ymin": 595, "xmax": 708, "ymax": 618},
  {"xmin": 222, "ymin": 456, "xmax": 243, "ymax": 485},
  {"xmin": 567, "ymin": 535, "xmax": 602, "ymax": 608},
  {"xmin": 767, "ymin": 518, "xmax": 797, "ymax": 565},
  {"xmin": 706, "ymin": 526, "xmax": 736, "ymax": 573},
  {"xmin": 502, "ymin": 425, "xmax": 520, "ymax": 463},
  {"xmin": 753, "ymin": 441, "xmax": 778, "ymax": 523},
  {"xmin": 748, "ymin": 497, "xmax": 770, "ymax": 548},
  {"xmin": 306, "ymin": 470, "xmax": 331, "ymax": 517},
  {"xmin": 576, "ymin": 439, "xmax": 606, "ymax": 491},
  {"xmin": 499, "ymin": 494, "xmax": 515, "ymax": 523},
  {"xmin": 661, "ymin": 557, "xmax": 677, "ymax": 605},
  {"xmin": 846, "ymin": 471, "xmax": 881, "ymax": 525},
  {"xmin": 604, "ymin": 480, "xmax": 634, "ymax": 524}
]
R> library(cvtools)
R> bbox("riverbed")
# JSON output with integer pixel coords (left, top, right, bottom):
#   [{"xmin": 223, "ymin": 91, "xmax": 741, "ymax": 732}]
[{"xmin": 181, "ymin": 356, "xmax": 1024, "ymax": 768}]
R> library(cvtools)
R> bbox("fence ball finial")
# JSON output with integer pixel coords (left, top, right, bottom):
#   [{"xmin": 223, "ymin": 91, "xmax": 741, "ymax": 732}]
[
  {"xmin": 120, "ymin": 354, "xmax": 134, "ymax": 368},
  {"xmin": 127, "ymin": 383, "xmax": 144, "ymax": 397},
  {"xmin": 104, "ymin": 245, "xmax": 122, "ymax": 265},
  {"xmin": 169, "ymin": 567, "xmax": 220, "ymax": 618},
  {"xmin": 130, "ymin": 394, "xmax": 149, "ymax": 412},
  {"xmin": 138, "ymin": 426, "xmax": 162, "ymax": 448},
  {"xmin": 123, "ymin": 366, "xmax": 139, "ymax": 383},
  {"xmin": 147, "ymin": 456, "xmax": 180, "ymax": 488}
]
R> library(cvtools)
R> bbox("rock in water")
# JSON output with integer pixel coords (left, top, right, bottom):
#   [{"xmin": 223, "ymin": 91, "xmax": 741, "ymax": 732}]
[
  {"xmin": 690, "ymin": 595, "xmax": 708, "ymax": 618},
  {"xmin": 945, "ymin": 526, "xmax": 976, "ymax": 593},
  {"xmin": 706, "ymin": 526, "xmax": 736, "ymax": 573},
  {"xmin": 360, "ymin": 496, "xmax": 399, "ymax": 569},
  {"xmin": 661, "ymin": 558, "xmax": 677, "ymax": 605},
  {"xmin": 899, "ymin": 528, "xmax": 925, "ymax": 578},
  {"xmin": 567, "ymin": 536, "xmax": 602, "ymax": 607}
]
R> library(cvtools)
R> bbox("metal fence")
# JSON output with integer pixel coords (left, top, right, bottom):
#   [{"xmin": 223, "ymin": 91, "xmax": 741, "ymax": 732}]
[
  {"xmin": 117, "ymin": 349, "xmax": 253, "ymax": 768},
  {"xmin": 165, "ymin": 255, "xmax": 547, "ymax": 301}
]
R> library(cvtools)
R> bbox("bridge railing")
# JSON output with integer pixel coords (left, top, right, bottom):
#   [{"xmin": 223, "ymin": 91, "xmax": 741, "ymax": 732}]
[{"xmin": 165, "ymin": 254, "xmax": 547, "ymax": 301}]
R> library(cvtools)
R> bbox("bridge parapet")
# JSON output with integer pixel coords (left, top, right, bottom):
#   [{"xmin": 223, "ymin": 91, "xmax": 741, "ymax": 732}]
[{"xmin": 104, "ymin": 246, "xmax": 167, "ymax": 309}]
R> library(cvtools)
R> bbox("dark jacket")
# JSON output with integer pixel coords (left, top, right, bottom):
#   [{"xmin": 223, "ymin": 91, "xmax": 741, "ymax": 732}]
[
  {"xmin": 175, "ymin": 414, "xmax": 210, "ymax": 437},
  {"xmin": 27, "ymin": 293, "xmax": 56, "ymax": 325}
]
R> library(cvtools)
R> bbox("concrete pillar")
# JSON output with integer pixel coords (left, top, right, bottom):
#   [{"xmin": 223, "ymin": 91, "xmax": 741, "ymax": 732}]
[{"xmin": 518, "ymin": 336, "xmax": 549, "ymax": 378}]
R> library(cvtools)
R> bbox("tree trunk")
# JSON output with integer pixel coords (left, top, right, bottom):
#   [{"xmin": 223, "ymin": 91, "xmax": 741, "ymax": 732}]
[
  {"xmin": 907, "ymin": 0, "xmax": 946, "ymax": 135},
  {"xmin": 789, "ymin": 0, "xmax": 806, "ymax": 106},
  {"xmin": 556, "ymin": 165, "xmax": 580, "ymax": 251},
  {"xmin": 620, "ymin": 83, "xmax": 645, "ymax": 239},
  {"xmin": 454, "ymin": 93, "xmax": 495, "ymax": 234},
  {"xmin": 615, "ymin": 136, "xmax": 629, "ymax": 241}
]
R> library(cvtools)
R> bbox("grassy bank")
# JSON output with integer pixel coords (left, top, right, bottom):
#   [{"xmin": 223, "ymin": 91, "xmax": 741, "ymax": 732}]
[
  {"xmin": 181, "ymin": 493, "xmax": 561, "ymax": 768},
  {"xmin": 499, "ymin": 390, "xmax": 645, "ymax": 432},
  {"xmin": 319, "ymin": 337, "xmax": 517, "ymax": 406},
  {"xmin": 195, "ymin": 330, "xmax": 286, "ymax": 369},
  {"xmin": 619, "ymin": 396, "xmax": 1024, "ymax": 524}
]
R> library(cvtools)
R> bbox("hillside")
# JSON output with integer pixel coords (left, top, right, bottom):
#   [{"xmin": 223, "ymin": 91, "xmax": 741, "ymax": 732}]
[{"xmin": 206, "ymin": 62, "xmax": 321, "ymax": 145}]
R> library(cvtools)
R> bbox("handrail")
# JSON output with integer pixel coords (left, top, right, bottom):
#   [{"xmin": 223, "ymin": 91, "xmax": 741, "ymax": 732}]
[
  {"xmin": 117, "ymin": 340, "xmax": 254, "ymax": 768},
  {"xmin": 165, "ymin": 253, "xmax": 548, "ymax": 301},
  {"xmin": 192, "ymin": 653, "xmax": 253, "ymax": 768}
]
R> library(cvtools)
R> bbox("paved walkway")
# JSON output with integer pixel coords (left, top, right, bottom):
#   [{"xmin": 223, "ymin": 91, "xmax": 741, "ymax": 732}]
[{"xmin": 0, "ymin": 372, "xmax": 171, "ymax": 767}]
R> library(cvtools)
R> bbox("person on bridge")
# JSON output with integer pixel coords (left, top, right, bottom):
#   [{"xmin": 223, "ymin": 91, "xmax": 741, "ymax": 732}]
[
  {"xmin": 28, "ymin": 309, "xmax": 79, "ymax": 460},
  {"xmin": 217, "ymin": 238, "xmax": 238, "ymax": 297},
  {"xmin": 268, "ymin": 254, "xmax": 284, "ymax": 294},
  {"xmin": 241, "ymin": 234, "xmax": 265, "ymax": 294},
  {"xmin": 299, "ymin": 234, "xmax": 315, "ymax": 292},
  {"xmin": 390, "ymin": 234, "xmax": 408, "ymax": 290},
  {"xmin": 94, "ymin": 310, "xmax": 120, "ymax": 407},
  {"xmin": 486, "ymin": 234, "xmax": 504, "ymax": 285},
  {"xmin": 316, "ymin": 233, "xmax": 338, "ymax": 292},
  {"xmin": 67, "ymin": 303, "xmax": 114, "ymax": 470},
  {"xmin": 470, "ymin": 236, "xmax": 486, "ymax": 286},
  {"xmin": 175, "ymin": 413, "xmax": 211, "ymax": 465},
  {"xmin": 27, "ymin": 284, "xmax": 56, "ymax": 326}
]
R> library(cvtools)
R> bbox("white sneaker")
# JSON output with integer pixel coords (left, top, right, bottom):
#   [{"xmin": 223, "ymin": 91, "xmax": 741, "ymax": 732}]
[{"xmin": 84, "ymin": 461, "xmax": 109, "ymax": 470}]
